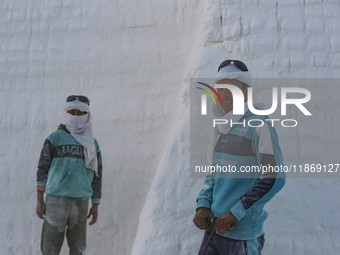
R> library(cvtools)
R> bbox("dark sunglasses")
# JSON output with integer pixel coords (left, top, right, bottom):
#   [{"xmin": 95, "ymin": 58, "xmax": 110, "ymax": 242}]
[
  {"xmin": 218, "ymin": 60, "xmax": 248, "ymax": 72},
  {"xmin": 66, "ymin": 95, "xmax": 90, "ymax": 105}
]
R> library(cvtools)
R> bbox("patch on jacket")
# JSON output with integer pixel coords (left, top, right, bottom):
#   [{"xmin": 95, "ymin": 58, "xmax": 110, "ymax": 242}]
[{"xmin": 54, "ymin": 145, "xmax": 84, "ymax": 159}]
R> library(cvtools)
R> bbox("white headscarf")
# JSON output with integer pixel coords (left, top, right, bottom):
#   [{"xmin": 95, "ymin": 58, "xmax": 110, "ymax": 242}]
[
  {"xmin": 206, "ymin": 62, "xmax": 263, "ymax": 164},
  {"xmin": 64, "ymin": 99, "xmax": 98, "ymax": 174},
  {"xmin": 214, "ymin": 62, "xmax": 253, "ymax": 87},
  {"xmin": 213, "ymin": 61, "xmax": 254, "ymax": 134}
]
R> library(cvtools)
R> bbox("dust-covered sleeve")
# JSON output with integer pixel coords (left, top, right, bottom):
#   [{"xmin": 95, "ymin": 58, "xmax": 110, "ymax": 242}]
[
  {"xmin": 196, "ymin": 131, "xmax": 219, "ymax": 210},
  {"xmin": 37, "ymin": 135, "xmax": 56, "ymax": 189},
  {"xmin": 196, "ymin": 174, "xmax": 215, "ymax": 210},
  {"xmin": 230, "ymin": 122, "xmax": 285, "ymax": 220},
  {"xmin": 91, "ymin": 140, "xmax": 102, "ymax": 205}
]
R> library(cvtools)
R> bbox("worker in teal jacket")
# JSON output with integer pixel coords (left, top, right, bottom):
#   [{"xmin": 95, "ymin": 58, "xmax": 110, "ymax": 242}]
[
  {"xmin": 193, "ymin": 60, "xmax": 285, "ymax": 255},
  {"xmin": 36, "ymin": 95, "xmax": 102, "ymax": 255}
]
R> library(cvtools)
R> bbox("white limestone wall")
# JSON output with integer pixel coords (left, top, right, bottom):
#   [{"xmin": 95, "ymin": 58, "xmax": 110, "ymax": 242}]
[
  {"xmin": 132, "ymin": 0, "xmax": 340, "ymax": 255},
  {"xmin": 0, "ymin": 0, "xmax": 204, "ymax": 254},
  {"xmin": 1, "ymin": 0, "xmax": 340, "ymax": 254}
]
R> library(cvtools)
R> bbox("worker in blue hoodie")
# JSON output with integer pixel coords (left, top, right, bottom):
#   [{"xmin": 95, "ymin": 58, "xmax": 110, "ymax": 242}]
[
  {"xmin": 36, "ymin": 95, "xmax": 102, "ymax": 255},
  {"xmin": 193, "ymin": 60, "xmax": 285, "ymax": 255}
]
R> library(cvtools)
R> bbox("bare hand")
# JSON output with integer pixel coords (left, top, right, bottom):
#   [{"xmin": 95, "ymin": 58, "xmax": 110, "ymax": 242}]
[
  {"xmin": 193, "ymin": 207, "xmax": 214, "ymax": 231},
  {"xmin": 36, "ymin": 190, "xmax": 46, "ymax": 219},
  {"xmin": 87, "ymin": 204, "xmax": 98, "ymax": 225},
  {"xmin": 215, "ymin": 211, "xmax": 238, "ymax": 234},
  {"xmin": 36, "ymin": 201, "xmax": 46, "ymax": 219}
]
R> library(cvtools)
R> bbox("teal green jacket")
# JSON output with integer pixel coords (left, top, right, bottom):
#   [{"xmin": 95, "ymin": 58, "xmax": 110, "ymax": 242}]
[
  {"xmin": 197, "ymin": 111, "xmax": 285, "ymax": 240},
  {"xmin": 37, "ymin": 124, "xmax": 102, "ymax": 205}
]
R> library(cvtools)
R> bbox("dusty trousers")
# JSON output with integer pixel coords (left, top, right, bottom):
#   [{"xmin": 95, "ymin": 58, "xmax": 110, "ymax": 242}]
[
  {"xmin": 198, "ymin": 230, "xmax": 265, "ymax": 255},
  {"xmin": 41, "ymin": 195, "xmax": 89, "ymax": 255}
]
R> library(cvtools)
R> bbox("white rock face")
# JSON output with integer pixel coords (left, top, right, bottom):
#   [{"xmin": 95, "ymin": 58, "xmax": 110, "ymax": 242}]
[
  {"xmin": 1, "ymin": 0, "xmax": 340, "ymax": 254},
  {"xmin": 0, "ymin": 0, "xmax": 203, "ymax": 254},
  {"xmin": 132, "ymin": 0, "xmax": 340, "ymax": 254}
]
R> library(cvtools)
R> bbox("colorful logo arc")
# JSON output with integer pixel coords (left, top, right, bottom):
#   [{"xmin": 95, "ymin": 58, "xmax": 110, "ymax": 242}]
[{"xmin": 196, "ymin": 82, "xmax": 222, "ymax": 106}]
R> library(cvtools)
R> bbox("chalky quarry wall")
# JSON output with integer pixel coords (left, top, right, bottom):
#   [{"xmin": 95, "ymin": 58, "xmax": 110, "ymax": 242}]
[
  {"xmin": 132, "ymin": 0, "xmax": 340, "ymax": 255},
  {"xmin": 1, "ymin": 0, "xmax": 340, "ymax": 255},
  {"xmin": 0, "ymin": 0, "xmax": 204, "ymax": 254}
]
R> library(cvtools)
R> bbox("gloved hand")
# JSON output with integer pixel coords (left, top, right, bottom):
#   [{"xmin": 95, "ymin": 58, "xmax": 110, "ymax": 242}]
[
  {"xmin": 215, "ymin": 211, "xmax": 238, "ymax": 234},
  {"xmin": 193, "ymin": 207, "xmax": 214, "ymax": 231}
]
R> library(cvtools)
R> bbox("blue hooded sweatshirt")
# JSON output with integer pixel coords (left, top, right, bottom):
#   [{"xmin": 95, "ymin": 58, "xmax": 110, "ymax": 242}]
[{"xmin": 196, "ymin": 110, "xmax": 285, "ymax": 240}]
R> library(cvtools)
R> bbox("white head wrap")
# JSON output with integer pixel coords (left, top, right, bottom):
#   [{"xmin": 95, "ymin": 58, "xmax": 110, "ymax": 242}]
[
  {"xmin": 214, "ymin": 62, "xmax": 252, "ymax": 87},
  {"xmin": 64, "ymin": 98, "xmax": 98, "ymax": 174},
  {"xmin": 206, "ymin": 62, "xmax": 263, "ymax": 165}
]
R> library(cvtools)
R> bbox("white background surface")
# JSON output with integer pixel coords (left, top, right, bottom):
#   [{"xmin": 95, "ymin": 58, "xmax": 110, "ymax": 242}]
[{"xmin": 1, "ymin": 0, "xmax": 340, "ymax": 254}]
